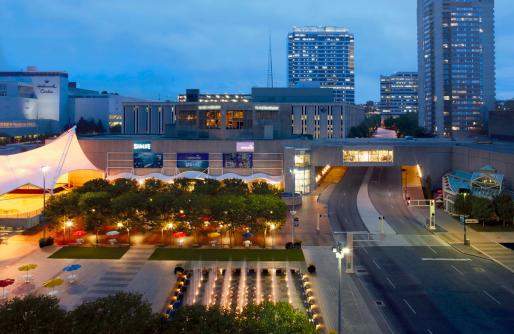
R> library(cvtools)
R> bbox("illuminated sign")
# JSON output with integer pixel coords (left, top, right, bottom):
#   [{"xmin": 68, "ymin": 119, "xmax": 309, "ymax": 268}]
[
  {"xmin": 254, "ymin": 105, "xmax": 280, "ymax": 111},
  {"xmin": 198, "ymin": 105, "xmax": 222, "ymax": 110},
  {"xmin": 133, "ymin": 141, "xmax": 152, "ymax": 152},
  {"xmin": 236, "ymin": 141, "xmax": 254, "ymax": 152},
  {"xmin": 177, "ymin": 153, "xmax": 209, "ymax": 169},
  {"xmin": 223, "ymin": 153, "xmax": 253, "ymax": 168},
  {"xmin": 133, "ymin": 152, "xmax": 163, "ymax": 168}
]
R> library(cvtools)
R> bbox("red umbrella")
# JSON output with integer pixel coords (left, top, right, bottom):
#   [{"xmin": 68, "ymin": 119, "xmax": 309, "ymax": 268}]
[
  {"xmin": 0, "ymin": 278, "xmax": 15, "ymax": 299},
  {"xmin": 173, "ymin": 231, "xmax": 188, "ymax": 238},
  {"xmin": 73, "ymin": 230, "xmax": 87, "ymax": 237}
]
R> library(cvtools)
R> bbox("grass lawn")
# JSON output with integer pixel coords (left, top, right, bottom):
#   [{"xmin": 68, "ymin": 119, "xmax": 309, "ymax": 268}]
[
  {"xmin": 49, "ymin": 246, "xmax": 130, "ymax": 259},
  {"xmin": 149, "ymin": 248, "xmax": 305, "ymax": 262}
]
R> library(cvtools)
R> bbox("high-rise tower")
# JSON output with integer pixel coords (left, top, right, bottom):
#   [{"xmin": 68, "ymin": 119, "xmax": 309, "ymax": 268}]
[
  {"xmin": 417, "ymin": 0, "xmax": 495, "ymax": 136},
  {"xmin": 287, "ymin": 26, "xmax": 355, "ymax": 104}
]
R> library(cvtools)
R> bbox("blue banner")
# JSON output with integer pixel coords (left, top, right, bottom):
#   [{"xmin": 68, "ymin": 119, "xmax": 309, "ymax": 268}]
[
  {"xmin": 177, "ymin": 153, "xmax": 209, "ymax": 169},
  {"xmin": 223, "ymin": 153, "xmax": 253, "ymax": 168},
  {"xmin": 133, "ymin": 152, "xmax": 163, "ymax": 168}
]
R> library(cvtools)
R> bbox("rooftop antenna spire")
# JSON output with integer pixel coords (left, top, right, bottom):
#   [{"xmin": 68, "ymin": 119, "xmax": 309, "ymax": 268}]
[{"xmin": 267, "ymin": 33, "xmax": 274, "ymax": 88}]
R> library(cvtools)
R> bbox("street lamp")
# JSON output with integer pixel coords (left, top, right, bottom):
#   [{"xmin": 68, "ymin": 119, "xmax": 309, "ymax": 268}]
[
  {"xmin": 118, "ymin": 222, "xmax": 131, "ymax": 246},
  {"xmin": 166, "ymin": 223, "xmax": 174, "ymax": 246},
  {"xmin": 41, "ymin": 165, "xmax": 49, "ymax": 239},
  {"xmin": 333, "ymin": 242, "xmax": 350, "ymax": 334},
  {"xmin": 63, "ymin": 219, "xmax": 73, "ymax": 243},
  {"xmin": 270, "ymin": 223, "xmax": 275, "ymax": 249}
]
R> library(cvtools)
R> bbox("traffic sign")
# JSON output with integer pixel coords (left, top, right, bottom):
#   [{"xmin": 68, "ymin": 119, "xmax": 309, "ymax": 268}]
[{"xmin": 293, "ymin": 217, "xmax": 300, "ymax": 227}]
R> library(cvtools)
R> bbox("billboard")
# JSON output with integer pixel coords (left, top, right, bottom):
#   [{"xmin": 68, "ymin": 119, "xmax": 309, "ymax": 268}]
[
  {"xmin": 177, "ymin": 153, "xmax": 209, "ymax": 169},
  {"xmin": 223, "ymin": 153, "xmax": 253, "ymax": 168},
  {"xmin": 133, "ymin": 152, "xmax": 163, "ymax": 168},
  {"xmin": 236, "ymin": 141, "xmax": 255, "ymax": 152}
]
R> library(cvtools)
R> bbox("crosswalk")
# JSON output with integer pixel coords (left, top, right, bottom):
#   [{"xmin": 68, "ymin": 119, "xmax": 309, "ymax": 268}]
[{"xmin": 470, "ymin": 242, "xmax": 514, "ymax": 274}]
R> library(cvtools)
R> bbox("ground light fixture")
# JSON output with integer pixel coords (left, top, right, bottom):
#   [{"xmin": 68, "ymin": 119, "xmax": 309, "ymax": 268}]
[{"xmin": 333, "ymin": 242, "xmax": 350, "ymax": 334}]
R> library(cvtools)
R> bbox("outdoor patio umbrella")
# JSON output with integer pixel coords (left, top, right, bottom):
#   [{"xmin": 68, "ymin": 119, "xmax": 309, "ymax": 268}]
[
  {"xmin": 241, "ymin": 232, "xmax": 254, "ymax": 238},
  {"xmin": 72, "ymin": 230, "xmax": 87, "ymax": 237},
  {"xmin": 0, "ymin": 278, "xmax": 15, "ymax": 299},
  {"xmin": 208, "ymin": 232, "xmax": 221, "ymax": 238},
  {"xmin": 63, "ymin": 264, "xmax": 82, "ymax": 283},
  {"xmin": 106, "ymin": 230, "xmax": 120, "ymax": 236},
  {"xmin": 18, "ymin": 264, "xmax": 37, "ymax": 282},
  {"xmin": 63, "ymin": 264, "xmax": 81, "ymax": 272},
  {"xmin": 173, "ymin": 231, "xmax": 188, "ymax": 238},
  {"xmin": 43, "ymin": 277, "xmax": 64, "ymax": 295}
]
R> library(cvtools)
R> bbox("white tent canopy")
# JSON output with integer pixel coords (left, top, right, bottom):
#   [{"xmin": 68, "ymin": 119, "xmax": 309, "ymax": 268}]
[{"xmin": 0, "ymin": 127, "xmax": 99, "ymax": 195}]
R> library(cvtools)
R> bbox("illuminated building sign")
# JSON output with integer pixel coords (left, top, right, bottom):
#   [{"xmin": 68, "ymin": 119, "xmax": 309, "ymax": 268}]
[
  {"xmin": 198, "ymin": 105, "xmax": 222, "ymax": 110},
  {"xmin": 133, "ymin": 141, "xmax": 152, "ymax": 152},
  {"xmin": 177, "ymin": 153, "xmax": 209, "ymax": 169},
  {"xmin": 236, "ymin": 141, "xmax": 255, "ymax": 152},
  {"xmin": 133, "ymin": 152, "xmax": 163, "ymax": 168},
  {"xmin": 254, "ymin": 105, "xmax": 280, "ymax": 111}
]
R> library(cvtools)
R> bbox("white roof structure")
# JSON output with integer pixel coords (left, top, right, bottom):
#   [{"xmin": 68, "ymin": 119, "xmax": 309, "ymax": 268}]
[{"xmin": 0, "ymin": 127, "xmax": 99, "ymax": 195}]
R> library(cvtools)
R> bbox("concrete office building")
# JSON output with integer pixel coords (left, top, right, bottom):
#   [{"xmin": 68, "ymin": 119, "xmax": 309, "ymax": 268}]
[
  {"xmin": 287, "ymin": 26, "xmax": 355, "ymax": 103},
  {"xmin": 417, "ymin": 0, "xmax": 496, "ymax": 135},
  {"xmin": 380, "ymin": 72, "xmax": 418, "ymax": 114},
  {"xmin": 0, "ymin": 81, "xmax": 39, "ymax": 136},
  {"xmin": 178, "ymin": 89, "xmax": 250, "ymax": 103}
]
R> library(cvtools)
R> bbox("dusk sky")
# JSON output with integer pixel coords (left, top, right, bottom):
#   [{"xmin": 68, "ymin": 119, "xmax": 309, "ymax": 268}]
[{"xmin": 1, "ymin": 0, "xmax": 513, "ymax": 103}]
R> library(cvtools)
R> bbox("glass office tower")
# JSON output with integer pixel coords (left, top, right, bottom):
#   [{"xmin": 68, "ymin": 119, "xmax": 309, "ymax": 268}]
[
  {"xmin": 417, "ymin": 0, "xmax": 495, "ymax": 136},
  {"xmin": 380, "ymin": 72, "xmax": 419, "ymax": 114},
  {"xmin": 287, "ymin": 26, "xmax": 355, "ymax": 104}
]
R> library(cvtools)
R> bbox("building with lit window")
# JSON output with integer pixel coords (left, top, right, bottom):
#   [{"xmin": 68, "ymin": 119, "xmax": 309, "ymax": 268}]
[
  {"xmin": 417, "ymin": 0, "xmax": 496, "ymax": 135},
  {"xmin": 177, "ymin": 89, "xmax": 250, "ymax": 103},
  {"xmin": 287, "ymin": 26, "xmax": 355, "ymax": 104},
  {"xmin": 380, "ymin": 72, "xmax": 418, "ymax": 114},
  {"xmin": 122, "ymin": 101, "xmax": 364, "ymax": 140}
]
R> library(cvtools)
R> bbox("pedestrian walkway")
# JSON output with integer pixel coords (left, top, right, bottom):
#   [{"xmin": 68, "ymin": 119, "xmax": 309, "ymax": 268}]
[{"xmin": 81, "ymin": 246, "xmax": 155, "ymax": 303}]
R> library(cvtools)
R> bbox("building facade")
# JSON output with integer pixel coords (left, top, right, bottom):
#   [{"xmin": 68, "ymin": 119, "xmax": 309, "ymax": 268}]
[
  {"xmin": 287, "ymin": 26, "xmax": 355, "ymax": 104},
  {"xmin": 417, "ymin": 0, "xmax": 496, "ymax": 135},
  {"xmin": 122, "ymin": 101, "xmax": 364, "ymax": 140},
  {"xmin": 380, "ymin": 72, "xmax": 418, "ymax": 114}
]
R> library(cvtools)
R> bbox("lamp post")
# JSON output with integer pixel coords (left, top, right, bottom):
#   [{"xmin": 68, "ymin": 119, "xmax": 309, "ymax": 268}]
[
  {"xmin": 166, "ymin": 223, "xmax": 174, "ymax": 246},
  {"xmin": 118, "ymin": 222, "xmax": 130, "ymax": 246},
  {"xmin": 64, "ymin": 219, "xmax": 73, "ymax": 243},
  {"xmin": 41, "ymin": 165, "xmax": 49, "ymax": 239},
  {"xmin": 333, "ymin": 241, "xmax": 350, "ymax": 334},
  {"xmin": 270, "ymin": 223, "xmax": 275, "ymax": 249}
]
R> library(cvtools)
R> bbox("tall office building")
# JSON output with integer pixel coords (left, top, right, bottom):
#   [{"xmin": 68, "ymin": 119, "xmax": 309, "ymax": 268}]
[
  {"xmin": 287, "ymin": 26, "xmax": 355, "ymax": 104},
  {"xmin": 380, "ymin": 72, "xmax": 419, "ymax": 114},
  {"xmin": 417, "ymin": 0, "xmax": 495, "ymax": 136}
]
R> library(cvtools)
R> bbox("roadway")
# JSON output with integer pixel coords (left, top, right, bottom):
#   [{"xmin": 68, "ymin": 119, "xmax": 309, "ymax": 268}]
[{"xmin": 328, "ymin": 166, "xmax": 514, "ymax": 333}]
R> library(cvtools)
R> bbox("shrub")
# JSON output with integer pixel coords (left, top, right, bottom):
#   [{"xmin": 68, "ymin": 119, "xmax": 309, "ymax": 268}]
[
  {"xmin": 293, "ymin": 241, "xmax": 302, "ymax": 249},
  {"xmin": 285, "ymin": 242, "xmax": 293, "ymax": 249},
  {"xmin": 307, "ymin": 264, "xmax": 316, "ymax": 274},
  {"xmin": 174, "ymin": 266, "xmax": 185, "ymax": 275},
  {"xmin": 39, "ymin": 237, "xmax": 54, "ymax": 248}
]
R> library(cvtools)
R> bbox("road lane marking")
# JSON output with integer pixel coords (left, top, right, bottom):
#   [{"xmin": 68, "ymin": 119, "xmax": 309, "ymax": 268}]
[
  {"xmin": 483, "ymin": 290, "xmax": 501, "ymax": 305},
  {"xmin": 373, "ymin": 259, "xmax": 382, "ymax": 270},
  {"xmin": 450, "ymin": 265, "xmax": 464, "ymax": 276},
  {"xmin": 386, "ymin": 277, "xmax": 396, "ymax": 289},
  {"xmin": 427, "ymin": 329, "xmax": 433, "ymax": 334},
  {"xmin": 403, "ymin": 298, "xmax": 417, "ymax": 315},
  {"xmin": 362, "ymin": 247, "xmax": 369, "ymax": 254},
  {"xmin": 428, "ymin": 246, "xmax": 438, "ymax": 255},
  {"xmin": 422, "ymin": 258, "xmax": 471, "ymax": 262}
]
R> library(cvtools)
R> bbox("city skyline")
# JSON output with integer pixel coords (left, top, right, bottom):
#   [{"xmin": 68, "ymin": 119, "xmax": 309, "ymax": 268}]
[{"xmin": 1, "ymin": 0, "xmax": 513, "ymax": 103}]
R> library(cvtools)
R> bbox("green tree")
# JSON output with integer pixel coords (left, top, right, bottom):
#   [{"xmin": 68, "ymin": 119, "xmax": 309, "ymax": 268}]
[
  {"xmin": 95, "ymin": 120, "xmax": 105, "ymax": 134},
  {"xmin": 165, "ymin": 305, "xmax": 240, "ymax": 334},
  {"xmin": 44, "ymin": 191, "xmax": 80, "ymax": 230},
  {"xmin": 220, "ymin": 179, "xmax": 249, "ymax": 196},
  {"xmin": 74, "ymin": 178, "xmax": 112, "ymax": 194},
  {"xmin": 454, "ymin": 194, "xmax": 472, "ymax": 216},
  {"xmin": 212, "ymin": 195, "xmax": 250, "ymax": 247},
  {"xmin": 240, "ymin": 302, "xmax": 315, "ymax": 334},
  {"xmin": 69, "ymin": 293, "xmax": 158, "ymax": 334},
  {"xmin": 251, "ymin": 181, "xmax": 278, "ymax": 195},
  {"xmin": 111, "ymin": 191, "xmax": 146, "ymax": 243},
  {"xmin": 111, "ymin": 178, "xmax": 139, "ymax": 196},
  {"xmin": 78, "ymin": 191, "xmax": 112, "ymax": 244},
  {"xmin": 0, "ymin": 294, "xmax": 68, "ymax": 334},
  {"xmin": 193, "ymin": 179, "xmax": 221, "ymax": 195},
  {"xmin": 471, "ymin": 196, "xmax": 494, "ymax": 223},
  {"xmin": 493, "ymin": 193, "xmax": 514, "ymax": 227}
]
